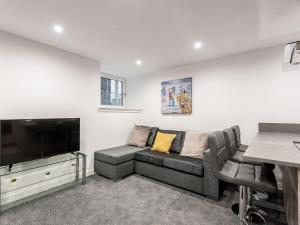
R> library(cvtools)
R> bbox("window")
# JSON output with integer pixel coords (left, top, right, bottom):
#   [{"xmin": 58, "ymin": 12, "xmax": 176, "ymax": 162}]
[{"xmin": 100, "ymin": 74, "xmax": 125, "ymax": 107}]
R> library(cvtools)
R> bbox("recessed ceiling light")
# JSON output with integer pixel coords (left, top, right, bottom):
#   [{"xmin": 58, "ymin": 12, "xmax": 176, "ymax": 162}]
[
  {"xmin": 194, "ymin": 41, "xmax": 202, "ymax": 49},
  {"xmin": 53, "ymin": 25, "xmax": 64, "ymax": 33},
  {"xmin": 136, "ymin": 60, "xmax": 142, "ymax": 66}
]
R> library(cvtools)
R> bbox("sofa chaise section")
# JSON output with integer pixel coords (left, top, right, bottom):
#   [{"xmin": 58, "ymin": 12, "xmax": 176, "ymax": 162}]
[{"xmin": 94, "ymin": 145, "xmax": 148, "ymax": 181}]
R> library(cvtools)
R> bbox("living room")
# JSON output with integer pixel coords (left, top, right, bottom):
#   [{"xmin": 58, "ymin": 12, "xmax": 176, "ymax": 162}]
[{"xmin": 0, "ymin": 1, "xmax": 300, "ymax": 225}]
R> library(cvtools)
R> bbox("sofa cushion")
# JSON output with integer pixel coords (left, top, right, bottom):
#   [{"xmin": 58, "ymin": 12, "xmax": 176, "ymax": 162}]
[
  {"xmin": 158, "ymin": 129, "xmax": 184, "ymax": 153},
  {"xmin": 147, "ymin": 127, "xmax": 159, "ymax": 147},
  {"xmin": 95, "ymin": 145, "xmax": 146, "ymax": 165},
  {"xmin": 180, "ymin": 130, "xmax": 208, "ymax": 159},
  {"xmin": 127, "ymin": 125, "xmax": 151, "ymax": 147},
  {"xmin": 134, "ymin": 150, "xmax": 170, "ymax": 166},
  {"xmin": 239, "ymin": 144, "xmax": 248, "ymax": 152},
  {"xmin": 136, "ymin": 125, "xmax": 159, "ymax": 147},
  {"xmin": 163, "ymin": 154, "xmax": 204, "ymax": 176},
  {"xmin": 232, "ymin": 150, "xmax": 264, "ymax": 166},
  {"xmin": 151, "ymin": 132, "xmax": 176, "ymax": 153}
]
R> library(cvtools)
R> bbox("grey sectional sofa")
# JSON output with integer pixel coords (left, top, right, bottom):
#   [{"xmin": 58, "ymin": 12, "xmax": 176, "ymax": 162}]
[{"xmin": 94, "ymin": 127, "xmax": 220, "ymax": 201}]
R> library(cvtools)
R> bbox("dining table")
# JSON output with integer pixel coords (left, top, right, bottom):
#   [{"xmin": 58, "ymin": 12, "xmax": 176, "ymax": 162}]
[{"xmin": 243, "ymin": 123, "xmax": 300, "ymax": 225}]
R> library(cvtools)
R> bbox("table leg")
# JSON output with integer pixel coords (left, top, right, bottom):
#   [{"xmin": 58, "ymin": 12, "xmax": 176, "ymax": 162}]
[
  {"xmin": 298, "ymin": 169, "xmax": 300, "ymax": 225},
  {"xmin": 281, "ymin": 166, "xmax": 298, "ymax": 225}
]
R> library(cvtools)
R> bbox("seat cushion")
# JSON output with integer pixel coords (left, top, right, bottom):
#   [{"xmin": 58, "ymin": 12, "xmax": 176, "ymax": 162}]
[
  {"xmin": 134, "ymin": 150, "xmax": 171, "ymax": 166},
  {"xmin": 233, "ymin": 151, "xmax": 275, "ymax": 170},
  {"xmin": 232, "ymin": 151, "xmax": 244, "ymax": 162},
  {"xmin": 218, "ymin": 161, "xmax": 277, "ymax": 193},
  {"xmin": 95, "ymin": 145, "xmax": 146, "ymax": 165},
  {"xmin": 232, "ymin": 151, "xmax": 264, "ymax": 166},
  {"xmin": 163, "ymin": 154, "xmax": 204, "ymax": 176},
  {"xmin": 238, "ymin": 144, "xmax": 248, "ymax": 152},
  {"xmin": 158, "ymin": 129, "xmax": 184, "ymax": 153}
]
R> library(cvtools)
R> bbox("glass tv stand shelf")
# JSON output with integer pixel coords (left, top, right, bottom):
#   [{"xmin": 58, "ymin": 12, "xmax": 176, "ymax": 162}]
[{"xmin": 0, "ymin": 152, "xmax": 86, "ymax": 213}]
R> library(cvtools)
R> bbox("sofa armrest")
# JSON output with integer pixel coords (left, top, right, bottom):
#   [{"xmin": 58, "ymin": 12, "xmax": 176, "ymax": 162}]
[{"xmin": 203, "ymin": 149, "xmax": 220, "ymax": 201}]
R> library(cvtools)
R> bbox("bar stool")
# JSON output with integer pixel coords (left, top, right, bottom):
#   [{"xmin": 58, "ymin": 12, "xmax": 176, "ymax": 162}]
[
  {"xmin": 208, "ymin": 131, "xmax": 278, "ymax": 225},
  {"xmin": 231, "ymin": 125, "xmax": 248, "ymax": 152},
  {"xmin": 223, "ymin": 128, "xmax": 275, "ymax": 202},
  {"xmin": 223, "ymin": 128, "xmax": 275, "ymax": 170}
]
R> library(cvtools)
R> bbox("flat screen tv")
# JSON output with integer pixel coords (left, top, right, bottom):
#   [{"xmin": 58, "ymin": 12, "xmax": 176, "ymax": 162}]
[{"xmin": 0, "ymin": 118, "xmax": 80, "ymax": 167}]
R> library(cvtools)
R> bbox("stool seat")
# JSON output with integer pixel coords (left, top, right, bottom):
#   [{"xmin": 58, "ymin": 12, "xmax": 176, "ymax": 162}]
[
  {"xmin": 238, "ymin": 144, "xmax": 248, "ymax": 152},
  {"xmin": 232, "ymin": 148, "xmax": 276, "ymax": 170},
  {"xmin": 232, "ymin": 151, "xmax": 264, "ymax": 166},
  {"xmin": 218, "ymin": 160, "xmax": 277, "ymax": 194},
  {"xmin": 224, "ymin": 128, "xmax": 275, "ymax": 169}
]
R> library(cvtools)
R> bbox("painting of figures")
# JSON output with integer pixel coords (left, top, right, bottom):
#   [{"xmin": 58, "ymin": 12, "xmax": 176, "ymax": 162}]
[{"xmin": 161, "ymin": 77, "xmax": 192, "ymax": 114}]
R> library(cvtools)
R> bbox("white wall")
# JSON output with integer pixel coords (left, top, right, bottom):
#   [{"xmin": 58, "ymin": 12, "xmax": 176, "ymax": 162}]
[
  {"xmin": 1, "ymin": 30, "xmax": 300, "ymax": 171},
  {"xmin": 127, "ymin": 46, "xmax": 300, "ymax": 144},
  {"xmin": 0, "ymin": 31, "xmax": 136, "ymax": 173}
]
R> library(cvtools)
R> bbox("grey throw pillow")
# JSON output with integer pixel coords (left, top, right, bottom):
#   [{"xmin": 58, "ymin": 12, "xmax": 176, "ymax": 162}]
[
  {"xmin": 127, "ymin": 125, "xmax": 151, "ymax": 147},
  {"xmin": 180, "ymin": 130, "xmax": 208, "ymax": 159},
  {"xmin": 135, "ymin": 125, "xmax": 159, "ymax": 147}
]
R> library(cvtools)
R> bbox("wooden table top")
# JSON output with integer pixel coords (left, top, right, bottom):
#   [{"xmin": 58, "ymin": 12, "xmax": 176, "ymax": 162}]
[{"xmin": 243, "ymin": 132, "xmax": 300, "ymax": 168}]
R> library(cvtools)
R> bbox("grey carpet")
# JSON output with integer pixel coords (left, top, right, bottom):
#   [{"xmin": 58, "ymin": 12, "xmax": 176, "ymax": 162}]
[{"xmin": 0, "ymin": 174, "xmax": 284, "ymax": 225}]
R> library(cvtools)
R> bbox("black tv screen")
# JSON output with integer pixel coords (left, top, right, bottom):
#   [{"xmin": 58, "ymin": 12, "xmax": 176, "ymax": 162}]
[{"xmin": 0, "ymin": 118, "xmax": 80, "ymax": 167}]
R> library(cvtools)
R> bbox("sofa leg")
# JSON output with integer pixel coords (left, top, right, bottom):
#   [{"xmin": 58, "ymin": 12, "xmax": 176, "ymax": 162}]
[
  {"xmin": 112, "ymin": 178, "xmax": 122, "ymax": 182},
  {"xmin": 206, "ymin": 194, "xmax": 219, "ymax": 201}
]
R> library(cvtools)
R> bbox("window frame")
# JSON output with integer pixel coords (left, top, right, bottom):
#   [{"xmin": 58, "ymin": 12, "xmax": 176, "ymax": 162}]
[{"xmin": 99, "ymin": 73, "xmax": 126, "ymax": 108}]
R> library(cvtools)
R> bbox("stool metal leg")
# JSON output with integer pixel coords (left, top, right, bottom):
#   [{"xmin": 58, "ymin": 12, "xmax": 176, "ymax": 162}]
[
  {"xmin": 247, "ymin": 187, "xmax": 252, "ymax": 206},
  {"xmin": 245, "ymin": 187, "xmax": 252, "ymax": 216},
  {"xmin": 245, "ymin": 187, "xmax": 268, "ymax": 224},
  {"xmin": 239, "ymin": 186, "xmax": 248, "ymax": 225}
]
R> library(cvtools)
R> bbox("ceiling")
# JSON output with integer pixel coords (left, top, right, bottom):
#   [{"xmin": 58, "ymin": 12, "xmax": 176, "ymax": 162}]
[{"xmin": 0, "ymin": 0, "xmax": 300, "ymax": 77}]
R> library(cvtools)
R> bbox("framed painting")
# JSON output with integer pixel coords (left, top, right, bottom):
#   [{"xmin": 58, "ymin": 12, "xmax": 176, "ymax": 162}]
[{"xmin": 161, "ymin": 77, "xmax": 192, "ymax": 114}]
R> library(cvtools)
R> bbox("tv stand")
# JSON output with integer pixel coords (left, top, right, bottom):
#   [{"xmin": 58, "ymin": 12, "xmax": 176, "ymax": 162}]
[
  {"xmin": 8, "ymin": 165, "xmax": 12, "ymax": 172},
  {"xmin": 0, "ymin": 152, "xmax": 87, "ymax": 214},
  {"xmin": 72, "ymin": 152, "xmax": 87, "ymax": 185}
]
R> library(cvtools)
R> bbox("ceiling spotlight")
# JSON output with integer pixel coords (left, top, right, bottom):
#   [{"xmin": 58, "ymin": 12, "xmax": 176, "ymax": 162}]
[
  {"xmin": 194, "ymin": 41, "xmax": 202, "ymax": 49},
  {"xmin": 136, "ymin": 60, "xmax": 142, "ymax": 66},
  {"xmin": 53, "ymin": 25, "xmax": 64, "ymax": 33}
]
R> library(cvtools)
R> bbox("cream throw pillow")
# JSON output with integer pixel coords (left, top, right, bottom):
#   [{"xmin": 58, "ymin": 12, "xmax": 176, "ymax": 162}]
[
  {"xmin": 180, "ymin": 130, "xmax": 208, "ymax": 159},
  {"xmin": 127, "ymin": 125, "xmax": 151, "ymax": 147}
]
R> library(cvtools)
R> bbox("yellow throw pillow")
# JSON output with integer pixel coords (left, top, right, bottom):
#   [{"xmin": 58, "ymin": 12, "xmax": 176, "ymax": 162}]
[{"xmin": 151, "ymin": 132, "xmax": 176, "ymax": 153}]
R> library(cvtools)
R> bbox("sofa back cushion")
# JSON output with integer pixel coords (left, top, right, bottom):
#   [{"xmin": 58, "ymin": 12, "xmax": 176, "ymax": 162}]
[
  {"xmin": 147, "ymin": 127, "xmax": 159, "ymax": 147},
  {"xmin": 158, "ymin": 129, "xmax": 184, "ymax": 153},
  {"xmin": 127, "ymin": 125, "xmax": 151, "ymax": 147}
]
